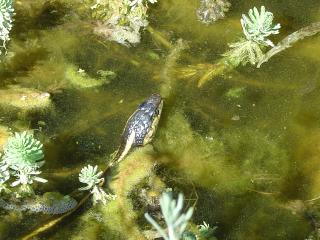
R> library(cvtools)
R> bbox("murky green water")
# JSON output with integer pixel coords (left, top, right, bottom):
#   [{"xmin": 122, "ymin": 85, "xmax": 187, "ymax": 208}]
[{"xmin": 1, "ymin": 0, "xmax": 320, "ymax": 239}]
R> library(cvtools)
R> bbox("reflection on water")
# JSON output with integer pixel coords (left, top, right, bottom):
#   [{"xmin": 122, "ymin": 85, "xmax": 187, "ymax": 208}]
[{"xmin": 1, "ymin": 0, "xmax": 320, "ymax": 239}]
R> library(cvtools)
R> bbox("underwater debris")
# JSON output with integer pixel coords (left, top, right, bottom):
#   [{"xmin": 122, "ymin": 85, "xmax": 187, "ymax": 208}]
[
  {"xmin": 0, "ymin": 192, "xmax": 77, "ymax": 214},
  {"xmin": 0, "ymin": 0, "xmax": 14, "ymax": 55},
  {"xmin": 257, "ymin": 22, "xmax": 320, "ymax": 68},
  {"xmin": 88, "ymin": 0, "xmax": 157, "ymax": 46},
  {"xmin": 196, "ymin": 0, "xmax": 231, "ymax": 24},
  {"xmin": 145, "ymin": 191, "xmax": 194, "ymax": 240}
]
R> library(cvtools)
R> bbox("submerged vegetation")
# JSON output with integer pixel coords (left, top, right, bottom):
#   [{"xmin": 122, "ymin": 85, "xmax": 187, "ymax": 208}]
[
  {"xmin": 196, "ymin": 0, "xmax": 231, "ymax": 24},
  {"xmin": 87, "ymin": 0, "xmax": 158, "ymax": 46},
  {"xmin": 1, "ymin": 131, "xmax": 47, "ymax": 189},
  {"xmin": 0, "ymin": 0, "xmax": 14, "ymax": 55},
  {"xmin": 145, "ymin": 191, "xmax": 194, "ymax": 240},
  {"xmin": 0, "ymin": 0, "xmax": 320, "ymax": 239}
]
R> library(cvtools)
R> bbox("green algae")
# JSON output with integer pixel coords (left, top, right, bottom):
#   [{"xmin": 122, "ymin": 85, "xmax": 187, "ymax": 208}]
[
  {"xmin": 0, "ymin": 87, "xmax": 52, "ymax": 114},
  {"xmin": 65, "ymin": 64, "xmax": 114, "ymax": 89}
]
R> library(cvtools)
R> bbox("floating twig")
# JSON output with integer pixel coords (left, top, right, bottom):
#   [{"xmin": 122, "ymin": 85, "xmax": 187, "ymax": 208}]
[{"xmin": 257, "ymin": 22, "xmax": 320, "ymax": 68}]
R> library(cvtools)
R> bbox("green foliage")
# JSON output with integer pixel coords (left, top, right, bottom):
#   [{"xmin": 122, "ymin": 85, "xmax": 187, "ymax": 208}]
[
  {"xmin": 145, "ymin": 192, "xmax": 194, "ymax": 240},
  {"xmin": 0, "ymin": 131, "xmax": 47, "ymax": 188},
  {"xmin": 3, "ymin": 131, "xmax": 44, "ymax": 168},
  {"xmin": 223, "ymin": 6, "xmax": 280, "ymax": 67},
  {"xmin": 198, "ymin": 221, "xmax": 217, "ymax": 239},
  {"xmin": 241, "ymin": 6, "xmax": 280, "ymax": 47},
  {"xmin": 78, "ymin": 165, "xmax": 103, "ymax": 191},
  {"xmin": 223, "ymin": 38, "xmax": 265, "ymax": 66},
  {"xmin": 181, "ymin": 230, "xmax": 197, "ymax": 240},
  {"xmin": 0, "ymin": 0, "xmax": 14, "ymax": 54},
  {"xmin": 78, "ymin": 165, "xmax": 114, "ymax": 205}
]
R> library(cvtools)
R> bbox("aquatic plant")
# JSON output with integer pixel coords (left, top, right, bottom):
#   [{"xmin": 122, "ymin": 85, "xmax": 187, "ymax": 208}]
[
  {"xmin": 176, "ymin": 6, "xmax": 281, "ymax": 87},
  {"xmin": 241, "ymin": 6, "xmax": 280, "ymax": 47},
  {"xmin": 223, "ymin": 38, "xmax": 264, "ymax": 66},
  {"xmin": 65, "ymin": 65, "xmax": 114, "ymax": 89},
  {"xmin": 78, "ymin": 165, "xmax": 104, "ymax": 191},
  {"xmin": 79, "ymin": 165, "xmax": 114, "ymax": 205},
  {"xmin": 10, "ymin": 165, "xmax": 47, "ymax": 187},
  {"xmin": 129, "ymin": 0, "xmax": 157, "ymax": 8},
  {"xmin": 0, "ymin": 0, "xmax": 14, "ymax": 55},
  {"xmin": 2, "ymin": 132, "xmax": 47, "ymax": 188},
  {"xmin": 3, "ymin": 132, "xmax": 44, "ymax": 168},
  {"xmin": 225, "ymin": 6, "xmax": 280, "ymax": 66},
  {"xmin": 198, "ymin": 221, "xmax": 217, "ymax": 239},
  {"xmin": 181, "ymin": 231, "xmax": 197, "ymax": 240},
  {"xmin": 145, "ymin": 192, "xmax": 194, "ymax": 240},
  {"xmin": 160, "ymin": 39, "xmax": 189, "ymax": 98},
  {"xmin": 89, "ymin": 0, "xmax": 157, "ymax": 46},
  {"xmin": 196, "ymin": 0, "xmax": 231, "ymax": 24}
]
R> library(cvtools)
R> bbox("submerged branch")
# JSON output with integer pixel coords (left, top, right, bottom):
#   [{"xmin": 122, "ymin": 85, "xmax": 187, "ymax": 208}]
[{"xmin": 257, "ymin": 22, "xmax": 320, "ymax": 68}]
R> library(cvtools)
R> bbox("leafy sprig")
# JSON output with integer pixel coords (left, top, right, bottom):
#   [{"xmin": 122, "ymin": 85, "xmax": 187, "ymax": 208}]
[{"xmin": 145, "ymin": 192, "xmax": 194, "ymax": 240}]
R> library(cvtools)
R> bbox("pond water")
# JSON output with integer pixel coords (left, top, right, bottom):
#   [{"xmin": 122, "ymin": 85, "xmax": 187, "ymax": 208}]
[{"xmin": 1, "ymin": 0, "xmax": 320, "ymax": 239}]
